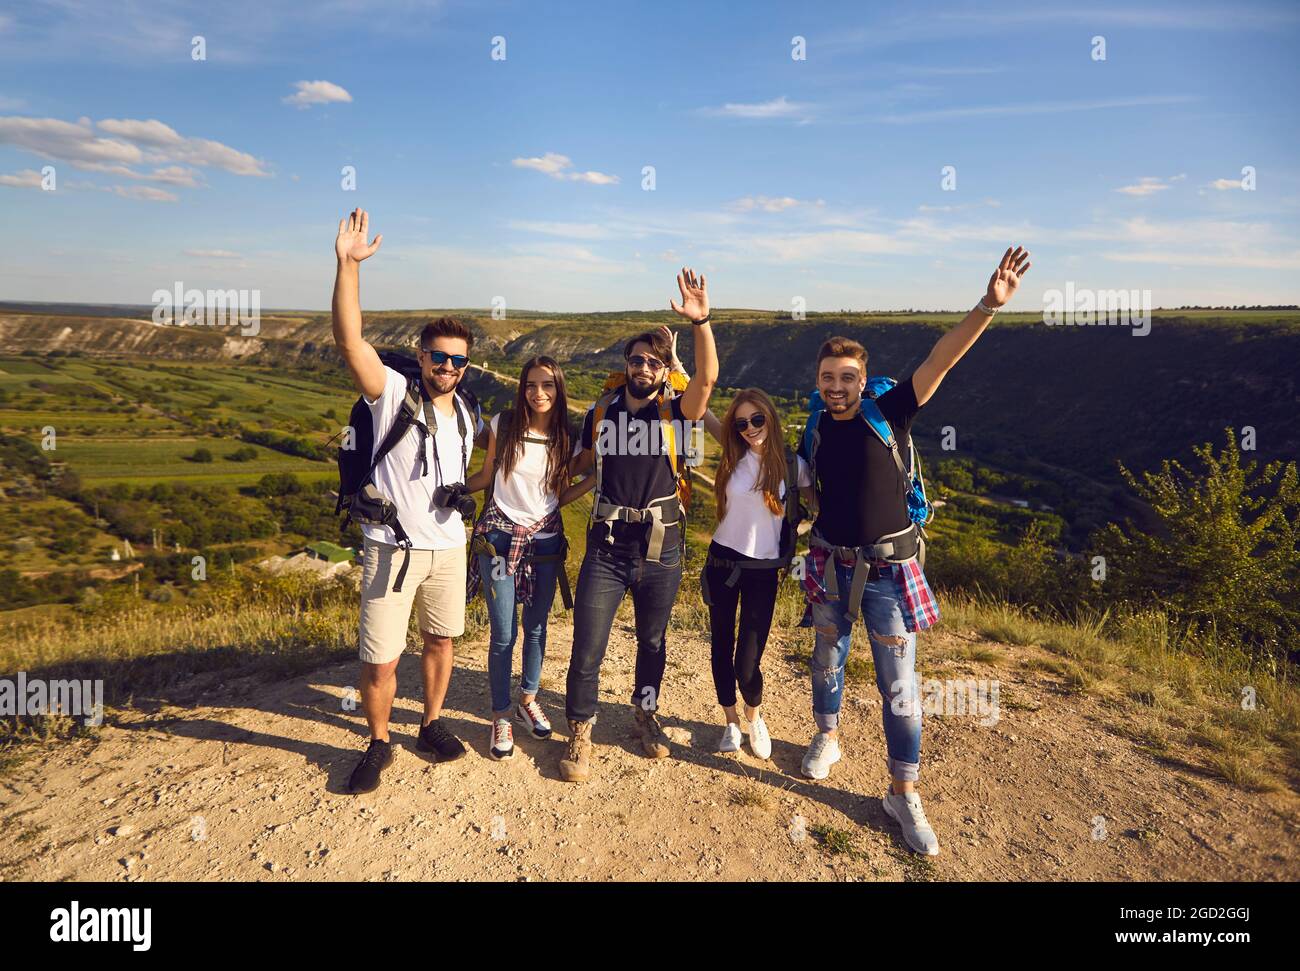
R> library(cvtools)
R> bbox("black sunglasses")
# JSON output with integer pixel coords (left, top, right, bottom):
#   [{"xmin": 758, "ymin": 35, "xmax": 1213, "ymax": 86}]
[
  {"xmin": 734, "ymin": 413, "xmax": 767, "ymax": 432},
  {"xmin": 423, "ymin": 349, "xmax": 469, "ymax": 369},
  {"xmin": 627, "ymin": 353, "xmax": 666, "ymax": 371}
]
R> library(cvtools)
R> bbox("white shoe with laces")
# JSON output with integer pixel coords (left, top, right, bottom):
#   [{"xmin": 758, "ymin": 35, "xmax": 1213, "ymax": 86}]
[
  {"xmin": 717, "ymin": 722, "xmax": 742, "ymax": 752},
  {"xmin": 489, "ymin": 718, "xmax": 514, "ymax": 760},
  {"xmin": 801, "ymin": 732, "xmax": 841, "ymax": 779},
  {"xmin": 746, "ymin": 714, "xmax": 772, "ymax": 760},
  {"xmin": 515, "ymin": 699, "xmax": 552, "ymax": 739},
  {"xmin": 882, "ymin": 789, "xmax": 940, "ymax": 856}
]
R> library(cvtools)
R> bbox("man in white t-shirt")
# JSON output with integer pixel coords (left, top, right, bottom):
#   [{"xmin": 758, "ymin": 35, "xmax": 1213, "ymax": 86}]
[{"xmin": 332, "ymin": 208, "xmax": 486, "ymax": 795}]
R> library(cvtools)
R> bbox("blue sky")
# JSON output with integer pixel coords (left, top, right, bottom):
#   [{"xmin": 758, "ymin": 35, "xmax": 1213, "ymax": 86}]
[{"xmin": 1, "ymin": 0, "xmax": 1297, "ymax": 312}]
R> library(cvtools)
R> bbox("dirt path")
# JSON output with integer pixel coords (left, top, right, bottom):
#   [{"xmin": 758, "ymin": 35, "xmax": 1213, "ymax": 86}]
[{"xmin": 2, "ymin": 619, "xmax": 1297, "ymax": 882}]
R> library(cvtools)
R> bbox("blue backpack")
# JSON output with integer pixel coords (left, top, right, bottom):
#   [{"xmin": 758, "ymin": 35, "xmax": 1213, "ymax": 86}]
[{"xmin": 799, "ymin": 376, "xmax": 934, "ymax": 529}]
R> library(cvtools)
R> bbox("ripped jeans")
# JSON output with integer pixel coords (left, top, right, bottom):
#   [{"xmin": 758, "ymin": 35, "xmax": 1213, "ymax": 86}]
[{"xmin": 810, "ymin": 559, "xmax": 922, "ymax": 782}]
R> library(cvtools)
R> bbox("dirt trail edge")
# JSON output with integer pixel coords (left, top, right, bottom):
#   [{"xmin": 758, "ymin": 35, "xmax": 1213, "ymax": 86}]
[{"xmin": 2, "ymin": 620, "xmax": 1296, "ymax": 882}]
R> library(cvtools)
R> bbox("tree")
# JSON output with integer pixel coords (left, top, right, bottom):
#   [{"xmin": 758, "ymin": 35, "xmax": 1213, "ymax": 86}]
[{"xmin": 1092, "ymin": 428, "xmax": 1299, "ymax": 666}]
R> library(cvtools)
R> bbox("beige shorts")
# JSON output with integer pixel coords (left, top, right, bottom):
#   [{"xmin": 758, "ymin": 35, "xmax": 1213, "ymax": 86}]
[{"xmin": 359, "ymin": 541, "xmax": 467, "ymax": 665}]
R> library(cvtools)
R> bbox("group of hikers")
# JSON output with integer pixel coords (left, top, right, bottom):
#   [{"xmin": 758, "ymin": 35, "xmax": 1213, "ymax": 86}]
[{"xmin": 331, "ymin": 208, "xmax": 1031, "ymax": 857}]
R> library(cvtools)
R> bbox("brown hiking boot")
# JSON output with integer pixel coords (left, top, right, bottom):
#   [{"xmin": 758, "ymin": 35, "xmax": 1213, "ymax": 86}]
[
  {"xmin": 559, "ymin": 719, "xmax": 592, "ymax": 783},
  {"xmin": 633, "ymin": 706, "xmax": 670, "ymax": 759}
]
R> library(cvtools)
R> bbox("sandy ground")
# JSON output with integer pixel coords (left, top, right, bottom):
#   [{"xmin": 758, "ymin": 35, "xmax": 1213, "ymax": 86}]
[{"xmin": 2, "ymin": 617, "xmax": 1297, "ymax": 882}]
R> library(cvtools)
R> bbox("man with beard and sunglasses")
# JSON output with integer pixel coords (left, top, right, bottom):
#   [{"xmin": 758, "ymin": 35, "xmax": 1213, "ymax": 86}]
[
  {"xmin": 556, "ymin": 268, "xmax": 719, "ymax": 782},
  {"xmin": 331, "ymin": 208, "xmax": 486, "ymax": 795}
]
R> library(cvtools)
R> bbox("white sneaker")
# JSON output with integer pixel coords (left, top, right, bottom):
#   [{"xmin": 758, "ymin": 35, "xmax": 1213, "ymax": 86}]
[
  {"xmin": 717, "ymin": 722, "xmax": 742, "ymax": 752},
  {"xmin": 515, "ymin": 699, "xmax": 552, "ymax": 739},
  {"xmin": 801, "ymin": 732, "xmax": 841, "ymax": 779},
  {"xmin": 746, "ymin": 714, "xmax": 772, "ymax": 760},
  {"xmin": 882, "ymin": 790, "xmax": 940, "ymax": 856},
  {"xmin": 489, "ymin": 718, "xmax": 514, "ymax": 760}
]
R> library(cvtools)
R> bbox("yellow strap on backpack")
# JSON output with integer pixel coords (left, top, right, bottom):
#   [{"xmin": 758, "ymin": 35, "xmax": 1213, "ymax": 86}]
[{"xmin": 592, "ymin": 373, "xmax": 691, "ymax": 510}]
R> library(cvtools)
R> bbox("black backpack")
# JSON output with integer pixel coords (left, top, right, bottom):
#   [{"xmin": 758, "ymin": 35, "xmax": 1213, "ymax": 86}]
[{"xmin": 335, "ymin": 350, "xmax": 481, "ymax": 590}]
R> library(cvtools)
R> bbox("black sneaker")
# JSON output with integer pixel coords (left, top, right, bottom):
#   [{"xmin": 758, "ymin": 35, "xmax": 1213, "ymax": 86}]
[
  {"xmin": 347, "ymin": 738, "xmax": 393, "ymax": 794},
  {"xmin": 417, "ymin": 718, "xmax": 467, "ymax": 762}
]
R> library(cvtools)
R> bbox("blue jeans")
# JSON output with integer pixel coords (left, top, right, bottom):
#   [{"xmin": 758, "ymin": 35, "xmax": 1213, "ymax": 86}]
[
  {"xmin": 564, "ymin": 535, "xmax": 683, "ymax": 723},
  {"xmin": 810, "ymin": 559, "xmax": 922, "ymax": 782},
  {"xmin": 477, "ymin": 529, "xmax": 563, "ymax": 714}
]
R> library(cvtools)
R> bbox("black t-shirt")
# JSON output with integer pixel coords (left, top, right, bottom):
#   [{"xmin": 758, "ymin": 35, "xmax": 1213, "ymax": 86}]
[
  {"xmin": 581, "ymin": 390, "xmax": 689, "ymax": 557},
  {"xmin": 810, "ymin": 375, "xmax": 921, "ymax": 547}
]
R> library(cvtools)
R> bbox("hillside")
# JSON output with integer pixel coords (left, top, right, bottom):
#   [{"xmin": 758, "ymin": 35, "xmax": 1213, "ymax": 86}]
[{"xmin": 4, "ymin": 306, "xmax": 1297, "ymax": 488}]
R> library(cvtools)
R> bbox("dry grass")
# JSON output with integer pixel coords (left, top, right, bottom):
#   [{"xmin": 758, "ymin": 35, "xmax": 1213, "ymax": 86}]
[{"xmin": 938, "ymin": 591, "xmax": 1300, "ymax": 793}]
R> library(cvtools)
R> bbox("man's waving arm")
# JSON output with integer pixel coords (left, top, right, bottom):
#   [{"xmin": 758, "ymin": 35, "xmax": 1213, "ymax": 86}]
[
  {"xmin": 669, "ymin": 267, "xmax": 718, "ymax": 421},
  {"xmin": 911, "ymin": 245, "xmax": 1031, "ymax": 407},
  {"xmin": 332, "ymin": 208, "xmax": 387, "ymax": 401}
]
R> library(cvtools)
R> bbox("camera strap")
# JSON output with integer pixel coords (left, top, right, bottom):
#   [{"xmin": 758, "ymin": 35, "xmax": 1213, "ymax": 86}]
[{"xmin": 422, "ymin": 393, "xmax": 469, "ymax": 487}]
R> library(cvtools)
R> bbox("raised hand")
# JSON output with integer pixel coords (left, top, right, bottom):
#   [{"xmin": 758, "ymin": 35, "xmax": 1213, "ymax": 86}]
[
  {"xmin": 669, "ymin": 266, "xmax": 709, "ymax": 321},
  {"xmin": 654, "ymin": 324, "xmax": 683, "ymax": 372},
  {"xmin": 336, "ymin": 208, "xmax": 383, "ymax": 263},
  {"xmin": 985, "ymin": 245, "xmax": 1031, "ymax": 308}
]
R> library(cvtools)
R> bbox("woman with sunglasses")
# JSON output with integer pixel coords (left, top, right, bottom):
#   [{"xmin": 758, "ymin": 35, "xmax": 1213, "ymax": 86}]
[
  {"xmin": 701, "ymin": 390, "xmax": 813, "ymax": 758},
  {"xmin": 465, "ymin": 356, "xmax": 581, "ymax": 761}
]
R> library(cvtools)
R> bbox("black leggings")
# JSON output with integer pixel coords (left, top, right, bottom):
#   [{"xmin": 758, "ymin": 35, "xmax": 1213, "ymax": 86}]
[{"xmin": 702, "ymin": 540, "xmax": 780, "ymax": 709}]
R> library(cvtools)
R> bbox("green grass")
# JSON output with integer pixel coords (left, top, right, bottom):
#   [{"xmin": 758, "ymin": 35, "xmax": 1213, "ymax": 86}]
[{"xmin": 53, "ymin": 435, "xmax": 333, "ymax": 486}]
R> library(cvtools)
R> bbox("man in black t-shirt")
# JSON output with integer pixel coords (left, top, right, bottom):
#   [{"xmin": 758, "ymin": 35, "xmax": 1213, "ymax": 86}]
[
  {"xmin": 557, "ymin": 268, "xmax": 720, "ymax": 783},
  {"xmin": 800, "ymin": 246, "xmax": 1032, "ymax": 858}
]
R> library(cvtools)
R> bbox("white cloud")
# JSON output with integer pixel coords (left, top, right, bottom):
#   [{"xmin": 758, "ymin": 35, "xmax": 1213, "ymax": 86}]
[
  {"xmin": 184, "ymin": 249, "xmax": 242, "ymax": 259},
  {"xmin": 110, "ymin": 184, "xmax": 177, "ymax": 202},
  {"xmin": 728, "ymin": 195, "xmax": 813, "ymax": 213},
  {"xmin": 1208, "ymin": 178, "xmax": 1243, "ymax": 190},
  {"xmin": 508, "ymin": 220, "xmax": 614, "ymax": 240},
  {"xmin": 0, "ymin": 167, "xmax": 43, "ymax": 188},
  {"xmin": 1116, "ymin": 176, "xmax": 1172, "ymax": 197},
  {"xmin": 0, "ymin": 116, "xmax": 140, "ymax": 165},
  {"xmin": 877, "ymin": 94, "xmax": 1196, "ymax": 124},
  {"xmin": 0, "ymin": 115, "xmax": 268, "ymax": 181},
  {"xmin": 282, "ymin": 80, "xmax": 353, "ymax": 109},
  {"xmin": 702, "ymin": 96, "xmax": 813, "ymax": 121},
  {"xmin": 511, "ymin": 152, "xmax": 619, "ymax": 185}
]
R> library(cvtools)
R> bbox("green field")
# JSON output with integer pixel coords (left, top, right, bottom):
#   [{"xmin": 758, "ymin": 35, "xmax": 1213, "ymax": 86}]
[
  {"xmin": 53, "ymin": 435, "xmax": 336, "ymax": 487},
  {"xmin": 0, "ymin": 355, "xmax": 354, "ymax": 488}
]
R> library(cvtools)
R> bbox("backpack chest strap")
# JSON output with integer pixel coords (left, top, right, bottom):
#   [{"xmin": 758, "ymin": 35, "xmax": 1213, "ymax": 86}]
[{"xmin": 592, "ymin": 494, "xmax": 681, "ymax": 564}]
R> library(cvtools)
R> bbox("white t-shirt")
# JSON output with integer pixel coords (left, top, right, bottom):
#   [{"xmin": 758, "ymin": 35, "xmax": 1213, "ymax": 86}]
[
  {"xmin": 712, "ymin": 449, "xmax": 811, "ymax": 560},
  {"xmin": 489, "ymin": 412, "xmax": 559, "ymax": 539},
  {"xmin": 361, "ymin": 366, "xmax": 484, "ymax": 551}
]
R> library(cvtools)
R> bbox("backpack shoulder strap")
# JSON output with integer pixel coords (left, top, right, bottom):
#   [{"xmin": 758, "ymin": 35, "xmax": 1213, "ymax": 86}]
[
  {"xmin": 367, "ymin": 378, "xmax": 424, "ymax": 483},
  {"xmin": 784, "ymin": 447, "xmax": 800, "ymax": 525},
  {"xmin": 589, "ymin": 390, "xmax": 618, "ymax": 513},
  {"xmin": 859, "ymin": 398, "xmax": 909, "ymax": 482},
  {"xmin": 492, "ymin": 409, "xmax": 514, "ymax": 473}
]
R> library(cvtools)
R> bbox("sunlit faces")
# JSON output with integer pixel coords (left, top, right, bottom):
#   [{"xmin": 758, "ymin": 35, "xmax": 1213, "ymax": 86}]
[
  {"xmin": 524, "ymin": 365, "xmax": 557, "ymax": 416},
  {"xmin": 733, "ymin": 407, "xmax": 768, "ymax": 449},
  {"xmin": 420, "ymin": 336, "xmax": 470, "ymax": 394},
  {"xmin": 816, "ymin": 355, "xmax": 866, "ymax": 415},
  {"xmin": 624, "ymin": 340, "xmax": 666, "ymax": 400}
]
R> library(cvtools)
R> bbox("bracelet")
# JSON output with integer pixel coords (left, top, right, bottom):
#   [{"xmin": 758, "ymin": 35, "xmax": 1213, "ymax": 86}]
[
  {"xmin": 691, "ymin": 314, "xmax": 711, "ymax": 326},
  {"xmin": 976, "ymin": 299, "xmax": 1000, "ymax": 316}
]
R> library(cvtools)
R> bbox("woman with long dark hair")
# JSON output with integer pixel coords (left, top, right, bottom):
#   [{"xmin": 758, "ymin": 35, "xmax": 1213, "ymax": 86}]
[
  {"xmin": 466, "ymin": 356, "xmax": 577, "ymax": 761},
  {"xmin": 702, "ymin": 389, "xmax": 812, "ymax": 758}
]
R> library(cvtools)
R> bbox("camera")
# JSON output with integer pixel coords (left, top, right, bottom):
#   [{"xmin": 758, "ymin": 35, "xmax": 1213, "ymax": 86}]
[{"xmin": 433, "ymin": 483, "xmax": 477, "ymax": 520}]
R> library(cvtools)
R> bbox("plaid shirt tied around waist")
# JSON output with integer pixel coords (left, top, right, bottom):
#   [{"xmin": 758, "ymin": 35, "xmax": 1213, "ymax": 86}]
[
  {"xmin": 466, "ymin": 499, "xmax": 563, "ymax": 608},
  {"xmin": 800, "ymin": 542, "xmax": 940, "ymax": 632}
]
